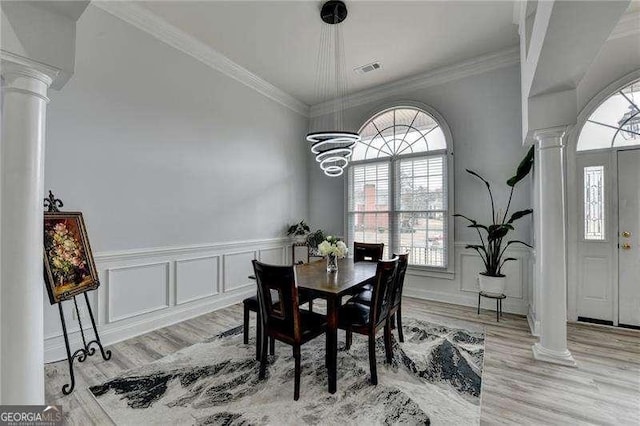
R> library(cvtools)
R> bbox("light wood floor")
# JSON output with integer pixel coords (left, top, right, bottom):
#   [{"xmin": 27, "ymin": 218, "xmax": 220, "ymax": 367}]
[{"xmin": 44, "ymin": 298, "xmax": 640, "ymax": 425}]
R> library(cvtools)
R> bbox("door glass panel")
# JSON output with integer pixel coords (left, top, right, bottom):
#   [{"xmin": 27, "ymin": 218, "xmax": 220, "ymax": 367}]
[{"xmin": 584, "ymin": 165, "xmax": 605, "ymax": 240}]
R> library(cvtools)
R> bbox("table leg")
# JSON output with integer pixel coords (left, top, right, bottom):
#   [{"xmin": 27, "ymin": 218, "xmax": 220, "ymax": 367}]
[{"xmin": 326, "ymin": 296, "xmax": 338, "ymax": 394}]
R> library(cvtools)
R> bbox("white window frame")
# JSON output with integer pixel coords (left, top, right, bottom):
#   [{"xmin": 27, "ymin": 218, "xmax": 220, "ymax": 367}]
[{"xmin": 344, "ymin": 103, "xmax": 455, "ymax": 278}]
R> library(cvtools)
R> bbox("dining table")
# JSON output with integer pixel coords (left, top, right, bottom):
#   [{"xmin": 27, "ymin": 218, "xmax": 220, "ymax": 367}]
[{"xmin": 294, "ymin": 258, "xmax": 377, "ymax": 394}]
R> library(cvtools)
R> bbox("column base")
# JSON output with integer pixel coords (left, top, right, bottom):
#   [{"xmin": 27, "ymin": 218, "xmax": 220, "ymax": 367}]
[{"xmin": 532, "ymin": 343, "xmax": 577, "ymax": 367}]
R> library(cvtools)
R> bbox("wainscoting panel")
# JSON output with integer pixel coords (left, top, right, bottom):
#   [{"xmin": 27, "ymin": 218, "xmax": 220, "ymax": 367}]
[
  {"xmin": 44, "ymin": 238, "xmax": 531, "ymax": 361},
  {"xmin": 44, "ymin": 238, "xmax": 290, "ymax": 362},
  {"xmin": 108, "ymin": 262, "xmax": 170, "ymax": 322},
  {"xmin": 580, "ymin": 256, "xmax": 610, "ymax": 301},
  {"xmin": 404, "ymin": 242, "xmax": 531, "ymax": 316},
  {"xmin": 258, "ymin": 247, "xmax": 285, "ymax": 265},
  {"xmin": 223, "ymin": 251, "xmax": 257, "ymax": 292},
  {"xmin": 176, "ymin": 256, "xmax": 219, "ymax": 305}
]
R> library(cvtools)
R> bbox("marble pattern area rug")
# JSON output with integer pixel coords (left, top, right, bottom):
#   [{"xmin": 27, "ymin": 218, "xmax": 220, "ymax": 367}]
[{"xmin": 89, "ymin": 314, "xmax": 485, "ymax": 425}]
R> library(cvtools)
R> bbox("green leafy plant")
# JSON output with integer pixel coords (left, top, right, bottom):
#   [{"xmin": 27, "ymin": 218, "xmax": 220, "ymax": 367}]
[
  {"xmin": 454, "ymin": 146, "xmax": 534, "ymax": 277},
  {"xmin": 287, "ymin": 220, "xmax": 311, "ymax": 236},
  {"xmin": 306, "ymin": 229, "xmax": 326, "ymax": 248}
]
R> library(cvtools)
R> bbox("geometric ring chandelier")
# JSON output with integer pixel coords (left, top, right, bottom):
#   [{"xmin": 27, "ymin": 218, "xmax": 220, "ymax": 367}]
[
  {"xmin": 306, "ymin": 1, "xmax": 361, "ymax": 177},
  {"xmin": 307, "ymin": 131, "xmax": 359, "ymax": 177}
]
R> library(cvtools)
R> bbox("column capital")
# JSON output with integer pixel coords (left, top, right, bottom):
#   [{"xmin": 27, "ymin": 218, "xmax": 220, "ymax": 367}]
[
  {"xmin": 1, "ymin": 51, "xmax": 58, "ymax": 84},
  {"xmin": 1, "ymin": 57, "xmax": 53, "ymax": 103},
  {"xmin": 532, "ymin": 126, "xmax": 571, "ymax": 150}
]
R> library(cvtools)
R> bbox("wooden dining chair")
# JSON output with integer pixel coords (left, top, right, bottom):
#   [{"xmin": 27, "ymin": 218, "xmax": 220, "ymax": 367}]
[
  {"xmin": 339, "ymin": 257, "xmax": 398, "ymax": 385},
  {"xmin": 387, "ymin": 253, "xmax": 409, "ymax": 342},
  {"xmin": 349, "ymin": 253, "xmax": 409, "ymax": 344},
  {"xmin": 353, "ymin": 242, "xmax": 384, "ymax": 263},
  {"xmin": 351, "ymin": 242, "xmax": 385, "ymax": 296},
  {"xmin": 252, "ymin": 260, "xmax": 327, "ymax": 401},
  {"xmin": 244, "ymin": 277, "xmax": 315, "ymax": 360}
]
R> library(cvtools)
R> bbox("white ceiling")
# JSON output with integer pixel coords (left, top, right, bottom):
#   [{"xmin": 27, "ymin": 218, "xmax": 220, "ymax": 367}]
[{"xmin": 138, "ymin": 1, "xmax": 519, "ymax": 106}]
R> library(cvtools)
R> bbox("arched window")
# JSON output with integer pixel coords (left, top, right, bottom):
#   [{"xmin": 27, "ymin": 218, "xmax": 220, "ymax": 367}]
[
  {"xmin": 577, "ymin": 79, "xmax": 640, "ymax": 151},
  {"xmin": 347, "ymin": 106, "xmax": 452, "ymax": 269}
]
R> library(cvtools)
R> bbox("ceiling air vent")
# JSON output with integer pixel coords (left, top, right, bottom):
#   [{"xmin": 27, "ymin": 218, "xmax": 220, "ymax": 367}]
[{"xmin": 354, "ymin": 62, "xmax": 382, "ymax": 75}]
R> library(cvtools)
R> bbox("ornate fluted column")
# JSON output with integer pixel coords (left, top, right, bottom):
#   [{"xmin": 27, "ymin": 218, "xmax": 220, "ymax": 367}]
[
  {"xmin": 531, "ymin": 126, "xmax": 576, "ymax": 367},
  {"xmin": 1, "ymin": 60, "xmax": 53, "ymax": 403}
]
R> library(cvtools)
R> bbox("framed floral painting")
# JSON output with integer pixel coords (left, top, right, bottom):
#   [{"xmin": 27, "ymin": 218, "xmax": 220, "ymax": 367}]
[{"xmin": 43, "ymin": 212, "xmax": 99, "ymax": 304}]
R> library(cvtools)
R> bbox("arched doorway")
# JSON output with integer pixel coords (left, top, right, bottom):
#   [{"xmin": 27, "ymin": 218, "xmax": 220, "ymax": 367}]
[{"xmin": 567, "ymin": 74, "xmax": 640, "ymax": 328}]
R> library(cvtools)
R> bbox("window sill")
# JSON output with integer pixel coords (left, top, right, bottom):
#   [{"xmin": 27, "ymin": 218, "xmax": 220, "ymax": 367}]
[{"xmin": 407, "ymin": 266, "xmax": 455, "ymax": 280}]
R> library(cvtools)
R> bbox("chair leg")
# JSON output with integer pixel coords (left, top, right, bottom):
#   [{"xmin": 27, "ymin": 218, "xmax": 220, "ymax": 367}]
[
  {"xmin": 256, "ymin": 316, "xmax": 262, "ymax": 361},
  {"xmin": 477, "ymin": 292, "xmax": 481, "ymax": 315},
  {"xmin": 345, "ymin": 330, "xmax": 352, "ymax": 350},
  {"xmin": 390, "ymin": 313, "xmax": 396, "ymax": 329},
  {"xmin": 368, "ymin": 335, "xmax": 378, "ymax": 385},
  {"xmin": 293, "ymin": 345, "xmax": 301, "ymax": 401},
  {"xmin": 259, "ymin": 331, "xmax": 268, "ymax": 379},
  {"xmin": 397, "ymin": 305, "xmax": 404, "ymax": 343},
  {"xmin": 384, "ymin": 324, "xmax": 393, "ymax": 364},
  {"xmin": 269, "ymin": 336, "xmax": 275, "ymax": 355},
  {"xmin": 308, "ymin": 298, "xmax": 313, "ymax": 313},
  {"xmin": 243, "ymin": 304, "xmax": 250, "ymax": 345},
  {"xmin": 496, "ymin": 299, "xmax": 500, "ymax": 322}
]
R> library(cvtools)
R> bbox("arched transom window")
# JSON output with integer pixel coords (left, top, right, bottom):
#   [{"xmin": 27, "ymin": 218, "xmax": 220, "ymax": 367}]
[
  {"xmin": 352, "ymin": 108, "xmax": 447, "ymax": 161},
  {"xmin": 347, "ymin": 106, "xmax": 452, "ymax": 269},
  {"xmin": 577, "ymin": 79, "xmax": 640, "ymax": 151}
]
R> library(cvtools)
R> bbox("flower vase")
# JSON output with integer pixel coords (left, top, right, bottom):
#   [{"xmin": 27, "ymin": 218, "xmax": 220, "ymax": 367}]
[{"xmin": 326, "ymin": 254, "xmax": 338, "ymax": 273}]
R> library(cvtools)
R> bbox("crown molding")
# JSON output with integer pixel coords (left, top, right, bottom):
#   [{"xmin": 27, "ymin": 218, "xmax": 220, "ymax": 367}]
[
  {"xmin": 309, "ymin": 46, "xmax": 520, "ymax": 117},
  {"xmin": 92, "ymin": 1, "xmax": 309, "ymax": 116},
  {"xmin": 608, "ymin": 10, "xmax": 640, "ymax": 41}
]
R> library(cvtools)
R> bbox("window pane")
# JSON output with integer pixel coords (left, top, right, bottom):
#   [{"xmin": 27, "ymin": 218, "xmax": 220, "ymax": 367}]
[
  {"xmin": 348, "ymin": 163, "xmax": 389, "ymax": 212},
  {"xmin": 577, "ymin": 121, "xmax": 617, "ymax": 151},
  {"xmin": 395, "ymin": 212, "xmax": 446, "ymax": 267},
  {"xmin": 348, "ymin": 213, "xmax": 390, "ymax": 258},
  {"xmin": 396, "ymin": 156, "xmax": 446, "ymax": 211},
  {"xmin": 584, "ymin": 166, "xmax": 605, "ymax": 240}
]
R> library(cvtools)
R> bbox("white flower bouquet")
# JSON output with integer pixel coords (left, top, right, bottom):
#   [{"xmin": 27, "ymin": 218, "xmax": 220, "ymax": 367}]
[
  {"xmin": 317, "ymin": 236, "xmax": 348, "ymax": 258},
  {"xmin": 318, "ymin": 236, "xmax": 347, "ymax": 272}
]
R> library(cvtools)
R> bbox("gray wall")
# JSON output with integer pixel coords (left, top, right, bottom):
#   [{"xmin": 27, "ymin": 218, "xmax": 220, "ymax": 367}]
[
  {"xmin": 45, "ymin": 5, "xmax": 310, "ymax": 253},
  {"xmin": 309, "ymin": 64, "xmax": 532, "ymax": 243},
  {"xmin": 43, "ymin": 5, "xmax": 310, "ymax": 360}
]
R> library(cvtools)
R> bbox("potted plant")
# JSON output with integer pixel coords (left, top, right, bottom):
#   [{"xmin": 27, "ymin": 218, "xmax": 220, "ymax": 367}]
[
  {"xmin": 454, "ymin": 147, "xmax": 534, "ymax": 295},
  {"xmin": 287, "ymin": 220, "xmax": 311, "ymax": 243},
  {"xmin": 306, "ymin": 229, "xmax": 326, "ymax": 248}
]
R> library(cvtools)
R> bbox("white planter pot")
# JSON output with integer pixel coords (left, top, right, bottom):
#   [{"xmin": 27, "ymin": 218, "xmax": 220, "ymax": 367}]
[
  {"xmin": 478, "ymin": 273, "xmax": 506, "ymax": 295},
  {"xmin": 293, "ymin": 235, "xmax": 307, "ymax": 244}
]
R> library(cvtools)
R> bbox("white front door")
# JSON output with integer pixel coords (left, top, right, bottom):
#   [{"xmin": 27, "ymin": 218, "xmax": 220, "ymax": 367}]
[
  {"xmin": 576, "ymin": 152, "xmax": 614, "ymax": 322},
  {"xmin": 618, "ymin": 149, "xmax": 640, "ymax": 327}
]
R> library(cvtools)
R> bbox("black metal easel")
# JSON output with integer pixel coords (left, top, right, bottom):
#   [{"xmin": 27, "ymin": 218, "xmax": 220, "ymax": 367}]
[{"xmin": 45, "ymin": 191, "xmax": 112, "ymax": 395}]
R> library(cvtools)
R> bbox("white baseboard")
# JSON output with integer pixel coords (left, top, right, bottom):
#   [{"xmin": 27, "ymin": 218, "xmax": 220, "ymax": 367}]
[
  {"xmin": 44, "ymin": 287, "xmax": 253, "ymax": 362},
  {"xmin": 527, "ymin": 306, "xmax": 540, "ymax": 336},
  {"xmin": 404, "ymin": 285, "xmax": 529, "ymax": 316}
]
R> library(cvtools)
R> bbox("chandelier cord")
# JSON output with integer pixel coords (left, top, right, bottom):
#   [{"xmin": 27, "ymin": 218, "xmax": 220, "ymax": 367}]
[{"xmin": 307, "ymin": 1, "xmax": 360, "ymax": 177}]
